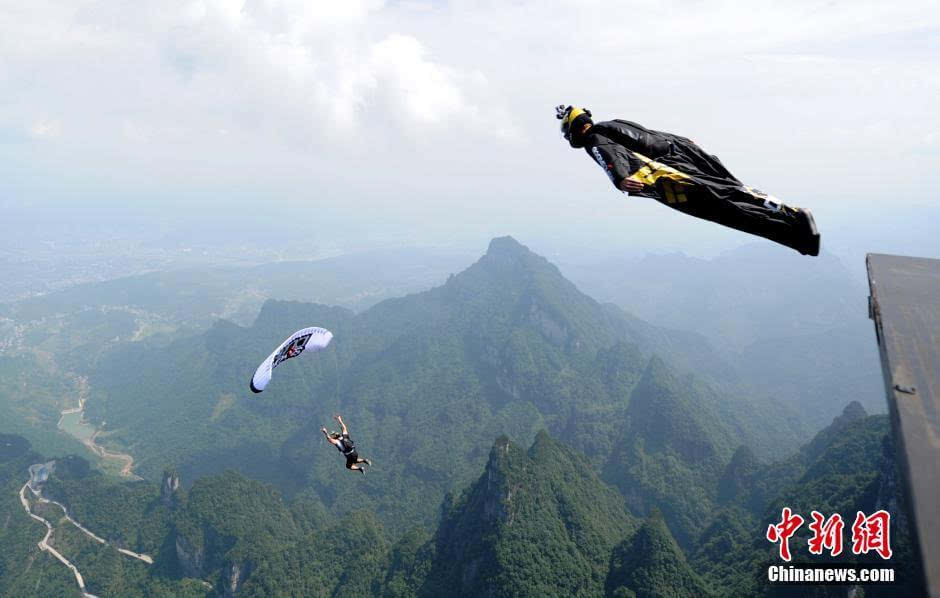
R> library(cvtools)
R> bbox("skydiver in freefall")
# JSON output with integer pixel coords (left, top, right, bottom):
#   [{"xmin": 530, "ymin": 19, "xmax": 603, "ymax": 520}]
[
  {"xmin": 321, "ymin": 415, "xmax": 371, "ymax": 474},
  {"xmin": 556, "ymin": 105, "xmax": 820, "ymax": 256}
]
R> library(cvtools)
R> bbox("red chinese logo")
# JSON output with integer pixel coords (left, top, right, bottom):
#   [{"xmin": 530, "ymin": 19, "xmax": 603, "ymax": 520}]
[
  {"xmin": 808, "ymin": 511, "xmax": 844, "ymax": 557},
  {"xmin": 767, "ymin": 508, "xmax": 892, "ymax": 561},
  {"xmin": 851, "ymin": 510, "xmax": 892, "ymax": 560},
  {"xmin": 767, "ymin": 507, "xmax": 804, "ymax": 562}
]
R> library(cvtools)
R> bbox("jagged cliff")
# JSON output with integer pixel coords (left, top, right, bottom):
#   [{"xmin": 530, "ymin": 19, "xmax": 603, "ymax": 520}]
[{"xmin": 422, "ymin": 431, "xmax": 635, "ymax": 597}]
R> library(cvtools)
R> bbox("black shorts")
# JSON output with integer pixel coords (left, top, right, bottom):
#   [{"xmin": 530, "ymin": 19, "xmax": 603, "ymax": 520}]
[{"xmin": 344, "ymin": 451, "xmax": 360, "ymax": 467}]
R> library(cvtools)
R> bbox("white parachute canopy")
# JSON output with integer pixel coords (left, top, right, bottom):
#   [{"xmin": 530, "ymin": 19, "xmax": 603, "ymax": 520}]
[{"xmin": 250, "ymin": 327, "xmax": 333, "ymax": 393}]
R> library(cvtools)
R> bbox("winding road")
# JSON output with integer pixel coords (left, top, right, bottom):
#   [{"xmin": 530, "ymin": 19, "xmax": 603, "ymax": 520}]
[
  {"xmin": 19, "ymin": 483, "xmax": 99, "ymax": 598},
  {"xmin": 19, "ymin": 471, "xmax": 154, "ymax": 597}
]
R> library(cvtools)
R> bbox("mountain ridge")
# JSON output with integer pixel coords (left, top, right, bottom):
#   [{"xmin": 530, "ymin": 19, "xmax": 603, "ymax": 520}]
[{"xmin": 80, "ymin": 236, "xmax": 803, "ymax": 535}]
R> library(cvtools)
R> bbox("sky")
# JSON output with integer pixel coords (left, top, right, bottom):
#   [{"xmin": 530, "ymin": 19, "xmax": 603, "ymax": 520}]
[{"xmin": 1, "ymin": 0, "xmax": 938, "ymax": 259}]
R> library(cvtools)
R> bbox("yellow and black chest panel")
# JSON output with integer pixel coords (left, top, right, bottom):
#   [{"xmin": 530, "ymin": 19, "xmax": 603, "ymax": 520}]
[{"xmin": 625, "ymin": 151, "xmax": 693, "ymax": 204}]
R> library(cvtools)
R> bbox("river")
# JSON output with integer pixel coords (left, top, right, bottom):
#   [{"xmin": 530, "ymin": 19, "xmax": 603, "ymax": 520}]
[{"xmin": 56, "ymin": 380, "xmax": 140, "ymax": 480}]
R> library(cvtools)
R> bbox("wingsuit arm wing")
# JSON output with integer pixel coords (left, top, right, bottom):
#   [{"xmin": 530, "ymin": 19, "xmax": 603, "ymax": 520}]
[
  {"xmin": 605, "ymin": 120, "xmax": 672, "ymax": 157},
  {"xmin": 587, "ymin": 143, "xmax": 634, "ymax": 191}
]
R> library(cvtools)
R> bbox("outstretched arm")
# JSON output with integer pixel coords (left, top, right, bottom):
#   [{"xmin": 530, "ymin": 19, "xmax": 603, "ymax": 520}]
[
  {"xmin": 322, "ymin": 427, "xmax": 340, "ymax": 447},
  {"xmin": 334, "ymin": 415, "xmax": 348, "ymax": 436},
  {"xmin": 588, "ymin": 143, "xmax": 645, "ymax": 194}
]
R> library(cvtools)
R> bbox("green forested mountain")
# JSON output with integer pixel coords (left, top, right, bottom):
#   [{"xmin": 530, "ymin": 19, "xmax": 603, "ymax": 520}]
[
  {"xmin": 0, "ymin": 354, "xmax": 96, "ymax": 459},
  {"xmin": 692, "ymin": 404, "xmax": 924, "ymax": 597},
  {"xmin": 421, "ymin": 431, "xmax": 636, "ymax": 597},
  {"xmin": 606, "ymin": 512, "xmax": 713, "ymax": 598},
  {"xmin": 603, "ymin": 356, "xmax": 736, "ymax": 548},
  {"xmin": 0, "ymin": 436, "xmax": 73, "ymax": 597},
  {"xmin": 0, "ymin": 436, "xmax": 205, "ymax": 597},
  {"xmin": 2, "ymin": 405, "xmax": 917, "ymax": 597},
  {"xmin": 79, "ymin": 237, "xmax": 803, "ymax": 535},
  {"xmin": 43, "ymin": 457, "xmax": 173, "ymax": 557},
  {"xmin": 0, "ymin": 238, "xmax": 921, "ymax": 597}
]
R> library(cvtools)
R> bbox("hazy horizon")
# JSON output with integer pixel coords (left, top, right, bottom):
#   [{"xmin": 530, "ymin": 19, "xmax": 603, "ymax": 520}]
[{"xmin": 3, "ymin": 1, "xmax": 938, "ymax": 282}]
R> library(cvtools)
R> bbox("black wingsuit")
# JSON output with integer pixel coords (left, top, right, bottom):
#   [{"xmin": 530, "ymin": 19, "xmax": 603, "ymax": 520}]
[{"xmin": 582, "ymin": 120, "xmax": 816, "ymax": 254}]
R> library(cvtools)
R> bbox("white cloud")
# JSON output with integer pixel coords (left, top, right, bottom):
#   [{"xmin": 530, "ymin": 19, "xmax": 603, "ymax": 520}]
[
  {"xmin": 29, "ymin": 119, "xmax": 60, "ymax": 139},
  {"xmin": 367, "ymin": 34, "xmax": 465, "ymax": 124},
  {"xmin": 0, "ymin": 0, "xmax": 937, "ymax": 212}
]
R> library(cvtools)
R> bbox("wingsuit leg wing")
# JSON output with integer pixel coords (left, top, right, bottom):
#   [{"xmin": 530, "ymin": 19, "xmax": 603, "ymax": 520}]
[
  {"xmin": 652, "ymin": 175, "xmax": 818, "ymax": 256},
  {"xmin": 582, "ymin": 118, "xmax": 821, "ymax": 256},
  {"xmin": 628, "ymin": 140, "xmax": 819, "ymax": 255}
]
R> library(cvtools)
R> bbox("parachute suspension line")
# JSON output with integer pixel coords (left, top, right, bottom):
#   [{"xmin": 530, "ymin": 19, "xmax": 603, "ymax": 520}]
[
  {"xmin": 331, "ymin": 339, "xmax": 341, "ymax": 406},
  {"xmin": 319, "ymin": 342, "xmax": 342, "ymax": 447}
]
